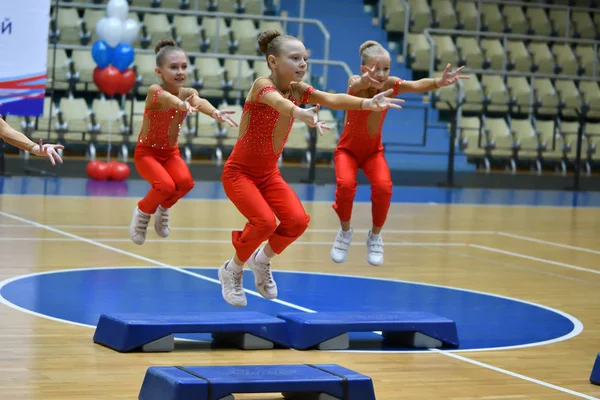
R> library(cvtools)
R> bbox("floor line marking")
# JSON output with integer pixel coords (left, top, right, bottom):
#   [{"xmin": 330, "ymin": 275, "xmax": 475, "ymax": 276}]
[{"xmin": 469, "ymin": 244, "xmax": 600, "ymax": 276}]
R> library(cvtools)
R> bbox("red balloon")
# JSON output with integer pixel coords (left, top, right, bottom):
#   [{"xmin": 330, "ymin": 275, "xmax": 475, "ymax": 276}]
[
  {"xmin": 86, "ymin": 160, "xmax": 110, "ymax": 181},
  {"xmin": 115, "ymin": 68, "xmax": 136, "ymax": 95},
  {"xmin": 92, "ymin": 67, "xmax": 103, "ymax": 90},
  {"xmin": 93, "ymin": 66, "xmax": 122, "ymax": 96},
  {"xmin": 109, "ymin": 161, "xmax": 130, "ymax": 181},
  {"xmin": 86, "ymin": 160, "xmax": 100, "ymax": 178},
  {"xmin": 95, "ymin": 162, "xmax": 110, "ymax": 180}
]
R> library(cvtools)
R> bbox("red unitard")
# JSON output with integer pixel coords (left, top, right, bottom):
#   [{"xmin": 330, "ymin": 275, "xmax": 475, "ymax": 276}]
[
  {"xmin": 134, "ymin": 89, "xmax": 195, "ymax": 214},
  {"xmin": 332, "ymin": 78, "xmax": 402, "ymax": 228},
  {"xmin": 222, "ymin": 79, "xmax": 315, "ymax": 263}
]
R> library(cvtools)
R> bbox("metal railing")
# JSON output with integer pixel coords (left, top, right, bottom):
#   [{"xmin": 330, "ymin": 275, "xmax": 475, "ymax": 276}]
[{"xmin": 58, "ymin": 1, "xmax": 331, "ymax": 87}]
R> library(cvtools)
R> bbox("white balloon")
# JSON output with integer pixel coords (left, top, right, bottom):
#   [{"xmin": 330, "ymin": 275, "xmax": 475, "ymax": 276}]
[
  {"xmin": 120, "ymin": 18, "xmax": 140, "ymax": 45},
  {"xmin": 95, "ymin": 17, "xmax": 110, "ymax": 42},
  {"xmin": 107, "ymin": 0, "xmax": 129, "ymax": 21},
  {"xmin": 103, "ymin": 17, "xmax": 124, "ymax": 48}
]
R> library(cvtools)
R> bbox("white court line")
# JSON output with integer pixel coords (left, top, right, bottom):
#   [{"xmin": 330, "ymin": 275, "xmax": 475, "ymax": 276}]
[
  {"xmin": 498, "ymin": 232, "xmax": 600, "ymax": 256},
  {"xmin": 469, "ymin": 244, "xmax": 600, "ymax": 276},
  {"xmin": 3, "ymin": 192, "xmax": 600, "ymax": 210},
  {"xmin": 6, "ymin": 223, "xmax": 600, "ymax": 259},
  {"xmin": 0, "ymin": 238, "xmax": 76, "ymax": 241},
  {"xmin": 0, "ymin": 236, "xmax": 465, "ymax": 247},
  {"xmin": 0, "ymin": 210, "xmax": 593, "ymax": 399},
  {"xmin": 0, "ymin": 223, "xmax": 495, "ymax": 235},
  {"xmin": 427, "ymin": 244, "xmax": 600, "ymax": 287},
  {"xmin": 429, "ymin": 349, "xmax": 599, "ymax": 400}
]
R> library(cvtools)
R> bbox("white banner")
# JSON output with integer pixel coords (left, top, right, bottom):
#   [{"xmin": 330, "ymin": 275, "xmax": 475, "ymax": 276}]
[{"xmin": 0, "ymin": 1, "xmax": 52, "ymax": 116}]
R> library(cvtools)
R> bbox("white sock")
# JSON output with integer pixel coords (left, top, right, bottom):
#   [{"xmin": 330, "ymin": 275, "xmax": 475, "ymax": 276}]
[
  {"xmin": 255, "ymin": 248, "xmax": 271, "ymax": 264},
  {"xmin": 137, "ymin": 208, "xmax": 150, "ymax": 217},
  {"xmin": 369, "ymin": 231, "xmax": 381, "ymax": 239},
  {"xmin": 341, "ymin": 227, "xmax": 353, "ymax": 239},
  {"xmin": 226, "ymin": 258, "xmax": 243, "ymax": 272},
  {"xmin": 157, "ymin": 205, "xmax": 167, "ymax": 213}
]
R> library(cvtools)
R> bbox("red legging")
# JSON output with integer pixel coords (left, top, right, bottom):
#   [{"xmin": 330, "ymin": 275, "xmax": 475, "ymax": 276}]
[
  {"xmin": 222, "ymin": 165, "xmax": 310, "ymax": 263},
  {"xmin": 134, "ymin": 146, "xmax": 195, "ymax": 214},
  {"xmin": 332, "ymin": 149, "xmax": 392, "ymax": 228}
]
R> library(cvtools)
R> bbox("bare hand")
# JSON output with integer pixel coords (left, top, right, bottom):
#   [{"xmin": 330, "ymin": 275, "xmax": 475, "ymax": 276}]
[
  {"xmin": 212, "ymin": 109, "xmax": 239, "ymax": 127},
  {"xmin": 31, "ymin": 139, "xmax": 64, "ymax": 166},
  {"xmin": 360, "ymin": 62, "xmax": 382, "ymax": 88},
  {"xmin": 179, "ymin": 94, "xmax": 202, "ymax": 113},
  {"xmin": 366, "ymin": 89, "xmax": 405, "ymax": 111},
  {"xmin": 299, "ymin": 104, "xmax": 331, "ymax": 136},
  {"xmin": 437, "ymin": 64, "xmax": 470, "ymax": 87}
]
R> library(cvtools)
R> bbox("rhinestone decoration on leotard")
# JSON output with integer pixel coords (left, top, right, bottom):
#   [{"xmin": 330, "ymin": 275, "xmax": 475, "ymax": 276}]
[
  {"xmin": 229, "ymin": 82, "xmax": 315, "ymax": 167},
  {"xmin": 137, "ymin": 108, "xmax": 187, "ymax": 149}
]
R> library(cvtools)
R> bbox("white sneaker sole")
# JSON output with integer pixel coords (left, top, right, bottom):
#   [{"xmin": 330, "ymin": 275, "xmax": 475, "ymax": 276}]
[{"xmin": 330, "ymin": 249, "xmax": 348, "ymax": 263}]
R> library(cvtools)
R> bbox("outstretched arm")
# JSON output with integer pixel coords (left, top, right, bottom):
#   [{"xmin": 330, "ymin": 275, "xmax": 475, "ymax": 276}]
[
  {"xmin": 147, "ymin": 84, "xmax": 192, "ymax": 112},
  {"xmin": 0, "ymin": 117, "xmax": 36, "ymax": 151},
  {"xmin": 396, "ymin": 77, "xmax": 439, "ymax": 93},
  {"xmin": 307, "ymin": 89, "xmax": 404, "ymax": 111},
  {"xmin": 185, "ymin": 88, "xmax": 238, "ymax": 127},
  {"xmin": 396, "ymin": 64, "xmax": 469, "ymax": 94},
  {"xmin": 0, "ymin": 117, "xmax": 63, "ymax": 165},
  {"xmin": 260, "ymin": 90, "xmax": 331, "ymax": 135}
]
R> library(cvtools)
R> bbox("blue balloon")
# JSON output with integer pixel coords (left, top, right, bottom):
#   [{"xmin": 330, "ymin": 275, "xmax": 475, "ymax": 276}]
[
  {"xmin": 91, "ymin": 40, "xmax": 113, "ymax": 69},
  {"xmin": 111, "ymin": 43, "xmax": 135, "ymax": 72}
]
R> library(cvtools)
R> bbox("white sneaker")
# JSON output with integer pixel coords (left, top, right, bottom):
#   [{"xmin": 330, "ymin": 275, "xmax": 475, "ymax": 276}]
[
  {"xmin": 247, "ymin": 249, "xmax": 278, "ymax": 300},
  {"xmin": 218, "ymin": 262, "xmax": 247, "ymax": 307},
  {"xmin": 366, "ymin": 231, "xmax": 384, "ymax": 266},
  {"xmin": 331, "ymin": 228, "xmax": 353, "ymax": 263},
  {"xmin": 129, "ymin": 207, "xmax": 150, "ymax": 245},
  {"xmin": 154, "ymin": 206, "xmax": 170, "ymax": 238}
]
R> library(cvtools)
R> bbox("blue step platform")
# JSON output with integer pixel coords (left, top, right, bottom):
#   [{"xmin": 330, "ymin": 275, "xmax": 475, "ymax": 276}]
[
  {"xmin": 591, "ymin": 353, "xmax": 600, "ymax": 385},
  {"xmin": 93, "ymin": 312, "xmax": 289, "ymax": 352},
  {"xmin": 277, "ymin": 311, "xmax": 459, "ymax": 350},
  {"xmin": 138, "ymin": 364, "xmax": 376, "ymax": 400}
]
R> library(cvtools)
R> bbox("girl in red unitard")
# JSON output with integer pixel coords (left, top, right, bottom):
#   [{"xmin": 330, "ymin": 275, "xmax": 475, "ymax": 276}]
[
  {"xmin": 129, "ymin": 39, "xmax": 237, "ymax": 245},
  {"xmin": 218, "ymin": 31, "xmax": 405, "ymax": 307},
  {"xmin": 330, "ymin": 40, "xmax": 468, "ymax": 267}
]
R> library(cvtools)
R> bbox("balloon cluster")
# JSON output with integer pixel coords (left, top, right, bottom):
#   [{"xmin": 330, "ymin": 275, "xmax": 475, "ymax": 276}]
[
  {"xmin": 87, "ymin": 160, "xmax": 131, "ymax": 182},
  {"xmin": 92, "ymin": 0, "xmax": 140, "ymax": 96}
]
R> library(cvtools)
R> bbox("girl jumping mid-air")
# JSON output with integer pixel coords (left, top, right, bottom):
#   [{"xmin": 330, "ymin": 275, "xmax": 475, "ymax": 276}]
[
  {"xmin": 129, "ymin": 39, "xmax": 237, "ymax": 245},
  {"xmin": 218, "ymin": 31, "xmax": 405, "ymax": 307},
  {"xmin": 330, "ymin": 40, "xmax": 468, "ymax": 266}
]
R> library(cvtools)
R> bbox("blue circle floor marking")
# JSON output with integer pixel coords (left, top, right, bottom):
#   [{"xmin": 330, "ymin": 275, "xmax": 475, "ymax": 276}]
[{"xmin": 0, "ymin": 267, "xmax": 582, "ymax": 353}]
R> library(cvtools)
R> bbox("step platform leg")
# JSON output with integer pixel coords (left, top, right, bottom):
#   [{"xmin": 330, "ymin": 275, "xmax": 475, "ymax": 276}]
[{"xmin": 141, "ymin": 335, "xmax": 174, "ymax": 352}]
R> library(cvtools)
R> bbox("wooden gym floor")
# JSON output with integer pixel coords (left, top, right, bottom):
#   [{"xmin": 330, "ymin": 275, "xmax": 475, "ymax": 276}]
[{"xmin": 0, "ymin": 177, "xmax": 599, "ymax": 399}]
